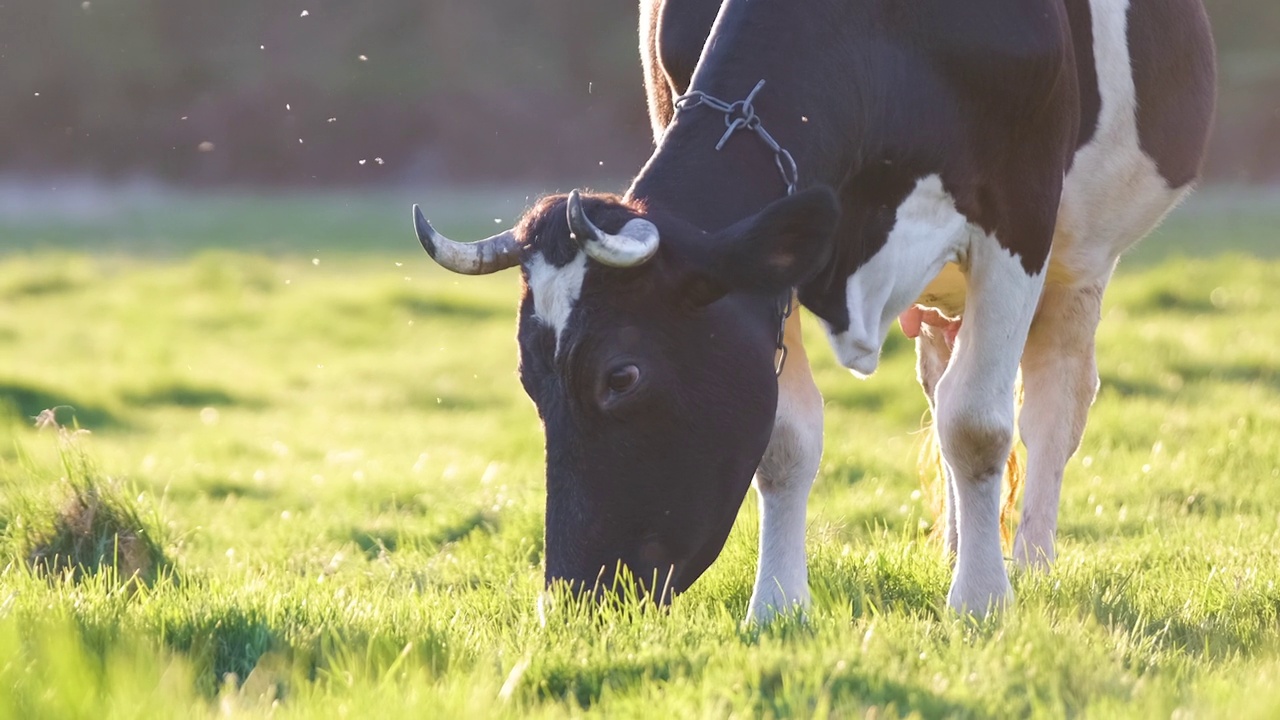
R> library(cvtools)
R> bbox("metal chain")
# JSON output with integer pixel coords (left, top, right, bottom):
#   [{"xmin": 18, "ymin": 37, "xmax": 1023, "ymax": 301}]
[
  {"xmin": 773, "ymin": 293, "xmax": 793, "ymax": 377},
  {"xmin": 673, "ymin": 79, "xmax": 799, "ymax": 376},
  {"xmin": 673, "ymin": 79, "xmax": 799, "ymax": 196}
]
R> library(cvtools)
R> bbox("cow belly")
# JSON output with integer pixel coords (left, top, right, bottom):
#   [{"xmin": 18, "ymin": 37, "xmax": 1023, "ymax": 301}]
[{"xmin": 916, "ymin": 262, "xmax": 967, "ymax": 318}]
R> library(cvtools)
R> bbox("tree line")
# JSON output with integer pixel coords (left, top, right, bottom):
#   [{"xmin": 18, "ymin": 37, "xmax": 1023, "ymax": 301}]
[{"xmin": 1, "ymin": 0, "xmax": 1276, "ymax": 186}]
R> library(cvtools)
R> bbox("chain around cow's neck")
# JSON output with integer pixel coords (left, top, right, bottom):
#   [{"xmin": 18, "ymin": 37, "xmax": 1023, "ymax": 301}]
[
  {"xmin": 673, "ymin": 79, "xmax": 799, "ymax": 196},
  {"xmin": 673, "ymin": 79, "xmax": 798, "ymax": 377}
]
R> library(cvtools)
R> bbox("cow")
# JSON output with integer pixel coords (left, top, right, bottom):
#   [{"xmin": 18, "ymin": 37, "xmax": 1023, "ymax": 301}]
[{"xmin": 411, "ymin": 0, "xmax": 1215, "ymax": 619}]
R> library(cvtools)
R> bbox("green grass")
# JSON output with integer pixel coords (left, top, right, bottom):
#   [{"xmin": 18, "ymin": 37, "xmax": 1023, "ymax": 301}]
[{"xmin": 2, "ymin": 188, "xmax": 1280, "ymax": 717}]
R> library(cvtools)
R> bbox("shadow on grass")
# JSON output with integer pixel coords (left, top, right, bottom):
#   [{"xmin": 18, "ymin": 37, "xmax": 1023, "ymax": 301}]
[
  {"xmin": 430, "ymin": 510, "xmax": 498, "ymax": 546},
  {"xmin": 1089, "ymin": 584, "xmax": 1280, "ymax": 662},
  {"xmin": 152, "ymin": 604, "xmax": 276, "ymax": 696},
  {"xmin": 778, "ymin": 669, "xmax": 981, "ymax": 719},
  {"xmin": 121, "ymin": 380, "xmax": 265, "ymax": 409},
  {"xmin": 527, "ymin": 643, "xmax": 978, "ymax": 716},
  {"xmin": 390, "ymin": 291, "xmax": 508, "ymax": 321},
  {"xmin": 96, "ymin": 595, "xmax": 454, "ymax": 699},
  {"xmin": 1102, "ymin": 359, "xmax": 1280, "ymax": 400},
  {"xmin": 1, "ymin": 273, "xmax": 87, "ymax": 298},
  {"xmin": 351, "ymin": 527, "xmax": 400, "ymax": 559},
  {"xmin": 530, "ymin": 655, "xmax": 698, "ymax": 709},
  {"xmin": 1099, "ymin": 375, "xmax": 1172, "ymax": 399},
  {"xmin": 202, "ymin": 479, "xmax": 276, "ymax": 501},
  {"xmin": 1171, "ymin": 359, "xmax": 1280, "ymax": 391},
  {"xmin": 0, "ymin": 382, "xmax": 123, "ymax": 430},
  {"xmin": 1057, "ymin": 518, "xmax": 1153, "ymax": 541},
  {"xmin": 348, "ymin": 511, "xmax": 498, "ymax": 560},
  {"xmin": 1123, "ymin": 287, "xmax": 1219, "ymax": 316}
]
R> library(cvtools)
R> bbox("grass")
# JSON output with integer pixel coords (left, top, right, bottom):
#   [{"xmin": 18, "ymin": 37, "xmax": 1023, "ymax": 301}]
[{"xmin": 2, "ymin": 187, "xmax": 1280, "ymax": 717}]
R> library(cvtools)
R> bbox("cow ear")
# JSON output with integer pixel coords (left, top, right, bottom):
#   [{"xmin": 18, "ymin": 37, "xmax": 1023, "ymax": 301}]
[{"xmin": 703, "ymin": 186, "xmax": 840, "ymax": 299}]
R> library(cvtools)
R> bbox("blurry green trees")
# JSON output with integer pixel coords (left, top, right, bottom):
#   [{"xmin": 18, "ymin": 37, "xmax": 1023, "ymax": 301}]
[{"xmin": 0, "ymin": 0, "xmax": 1275, "ymax": 185}]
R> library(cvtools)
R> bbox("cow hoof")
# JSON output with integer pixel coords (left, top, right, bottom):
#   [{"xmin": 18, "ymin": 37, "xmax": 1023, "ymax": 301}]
[
  {"xmin": 746, "ymin": 589, "xmax": 811, "ymax": 626},
  {"xmin": 946, "ymin": 578, "xmax": 1013, "ymax": 617},
  {"xmin": 1012, "ymin": 528, "xmax": 1056, "ymax": 570},
  {"xmin": 1012, "ymin": 545, "xmax": 1055, "ymax": 571}
]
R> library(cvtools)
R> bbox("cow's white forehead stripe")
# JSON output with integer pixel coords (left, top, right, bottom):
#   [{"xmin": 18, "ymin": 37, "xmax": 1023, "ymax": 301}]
[{"xmin": 526, "ymin": 251, "xmax": 587, "ymax": 354}]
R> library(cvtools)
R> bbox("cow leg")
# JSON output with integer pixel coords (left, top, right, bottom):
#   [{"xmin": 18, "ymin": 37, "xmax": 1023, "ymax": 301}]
[
  {"xmin": 914, "ymin": 324, "xmax": 959, "ymax": 554},
  {"xmin": 936, "ymin": 234, "xmax": 1045, "ymax": 615},
  {"xmin": 748, "ymin": 301, "xmax": 823, "ymax": 623},
  {"xmin": 1013, "ymin": 278, "xmax": 1105, "ymax": 568}
]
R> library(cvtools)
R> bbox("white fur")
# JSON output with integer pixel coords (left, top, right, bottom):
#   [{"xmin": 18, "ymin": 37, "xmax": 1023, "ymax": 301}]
[
  {"xmin": 748, "ymin": 309, "xmax": 824, "ymax": 623},
  {"xmin": 823, "ymin": 175, "xmax": 970, "ymax": 376},
  {"xmin": 525, "ymin": 251, "xmax": 587, "ymax": 354}
]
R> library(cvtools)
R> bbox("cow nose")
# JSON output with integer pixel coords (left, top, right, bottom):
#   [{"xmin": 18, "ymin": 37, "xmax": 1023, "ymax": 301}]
[{"xmin": 635, "ymin": 540, "xmax": 679, "ymax": 602}]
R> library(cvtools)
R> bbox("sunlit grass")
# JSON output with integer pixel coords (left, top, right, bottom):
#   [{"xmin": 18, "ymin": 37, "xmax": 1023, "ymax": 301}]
[{"xmin": 2, "ymin": 191, "xmax": 1280, "ymax": 717}]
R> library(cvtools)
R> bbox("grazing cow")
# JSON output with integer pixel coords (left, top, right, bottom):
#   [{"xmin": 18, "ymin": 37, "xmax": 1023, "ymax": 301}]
[{"xmin": 412, "ymin": 0, "xmax": 1215, "ymax": 619}]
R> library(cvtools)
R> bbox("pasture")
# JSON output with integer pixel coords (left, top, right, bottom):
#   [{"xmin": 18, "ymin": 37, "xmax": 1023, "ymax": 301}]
[{"xmin": 2, "ymin": 187, "xmax": 1280, "ymax": 718}]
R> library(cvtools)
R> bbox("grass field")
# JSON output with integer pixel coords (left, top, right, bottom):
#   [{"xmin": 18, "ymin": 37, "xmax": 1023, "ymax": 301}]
[{"xmin": 2, "ymin": 186, "xmax": 1280, "ymax": 718}]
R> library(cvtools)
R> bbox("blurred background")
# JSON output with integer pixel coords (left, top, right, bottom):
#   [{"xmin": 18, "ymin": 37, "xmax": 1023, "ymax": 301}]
[{"xmin": 1, "ymin": 0, "xmax": 1277, "ymax": 201}]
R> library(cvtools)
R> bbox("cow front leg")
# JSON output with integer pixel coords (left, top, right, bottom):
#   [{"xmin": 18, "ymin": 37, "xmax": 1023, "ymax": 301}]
[
  {"xmin": 1014, "ymin": 279, "xmax": 1105, "ymax": 568},
  {"xmin": 748, "ymin": 302, "xmax": 823, "ymax": 623},
  {"xmin": 936, "ymin": 234, "xmax": 1045, "ymax": 616}
]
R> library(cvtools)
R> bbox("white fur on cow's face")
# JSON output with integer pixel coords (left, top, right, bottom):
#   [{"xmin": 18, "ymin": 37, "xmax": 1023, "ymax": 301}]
[
  {"xmin": 822, "ymin": 175, "xmax": 971, "ymax": 377},
  {"xmin": 525, "ymin": 251, "xmax": 587, "ymax": 355}
]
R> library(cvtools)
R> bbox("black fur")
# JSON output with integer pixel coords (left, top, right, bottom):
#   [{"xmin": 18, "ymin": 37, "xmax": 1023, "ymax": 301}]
[
  {"xmin": 1127, "ymin": 0, "xmax": 1217, "ymax": 188},
  {"xmin": 517, "ymin": 0, "xmax": 1215, "ymax": 597}
]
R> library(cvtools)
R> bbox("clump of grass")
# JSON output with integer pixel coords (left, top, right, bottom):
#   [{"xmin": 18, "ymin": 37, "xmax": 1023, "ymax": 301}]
[{"xmin": 15, "ymin": 409, "xmax": 171, "ymax": 589}]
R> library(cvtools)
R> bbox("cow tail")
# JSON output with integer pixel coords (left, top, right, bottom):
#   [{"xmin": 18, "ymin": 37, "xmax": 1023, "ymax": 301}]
[
  {"xmin": 1001, "ymin": 375, "xmax": 1026, "ymax": 550},
  {"xmin": 916, "ymin": 415, "xmax": 947, "ymax": 542}
]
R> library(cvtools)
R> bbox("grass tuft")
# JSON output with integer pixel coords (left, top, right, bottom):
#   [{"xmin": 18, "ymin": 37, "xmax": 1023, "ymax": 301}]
[{"xmin": 14, "ymin": 410, "xmax": 171, "ymax": 590}]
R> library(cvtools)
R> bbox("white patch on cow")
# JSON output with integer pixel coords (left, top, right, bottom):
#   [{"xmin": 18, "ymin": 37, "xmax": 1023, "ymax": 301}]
[
  {"xmin": 822, "ymin": 174, "xmax": 971, "ymax": 377},
  {"xmin": 525, "ymin": 251, "xmax": 587, "ymax": 354},
  {"xmin": 748, "ymin": 306, "xmax": 823, "ymax": 623},
  {"xmin": 1051, "ymin": 0, "xmax": 1191, "ymax": 288},
  {"xmin": 936, "ymin": 231, "xmax": 1044, "ymax": 615}
]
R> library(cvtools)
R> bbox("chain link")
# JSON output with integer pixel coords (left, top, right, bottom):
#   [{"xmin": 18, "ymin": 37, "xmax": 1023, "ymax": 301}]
[
  {"xmin": 774, "ymin": 292, "xmax": 793, "ymax": 377},
  {"xmin": 674, "ymin": 79, "xmax": 800, "ymax": 377},
  {"xmin": 673, "ymin": 80, "xmax": 798, "ymax": 196}
]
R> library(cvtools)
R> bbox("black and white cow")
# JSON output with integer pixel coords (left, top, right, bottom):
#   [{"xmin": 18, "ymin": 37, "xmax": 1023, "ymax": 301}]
[{"xmin": 412, "ymin": 0, "xmax": 1215, "ymax": 618}]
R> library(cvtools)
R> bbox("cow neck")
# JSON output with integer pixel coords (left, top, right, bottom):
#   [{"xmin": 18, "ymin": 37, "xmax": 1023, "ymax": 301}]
[
  {"xmin": 624, "ymin": 85, "xmax": 814, "ymax": 377},
  {"xmin": 625, "ymin": 105, "xmax": 803, "ymax": 234},
  {"xmin": 626, "ymin": 82, "xmax": 855, "ymax": 232}
]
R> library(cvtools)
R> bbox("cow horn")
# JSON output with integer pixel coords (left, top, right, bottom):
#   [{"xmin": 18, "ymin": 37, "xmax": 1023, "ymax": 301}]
[
  {"xmin": 566, "ymin": 190, "xmax": 660, "ymax": 268},
  {"xmin": 413, "ymin": 205, "xmax": 521, "ymax": 275}
]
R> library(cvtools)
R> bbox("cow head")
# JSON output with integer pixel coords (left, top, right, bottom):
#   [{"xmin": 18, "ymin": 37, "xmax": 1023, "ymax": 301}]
[{"xmin": 413, "ymin": 188, "xmax": 838, "ymax": 601}]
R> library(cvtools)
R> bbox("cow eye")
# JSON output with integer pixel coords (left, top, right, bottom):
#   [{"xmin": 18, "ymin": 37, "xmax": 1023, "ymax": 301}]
[{"xmin": 606, "ymin": 365, "xmax": 641, "ymax": 394}]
